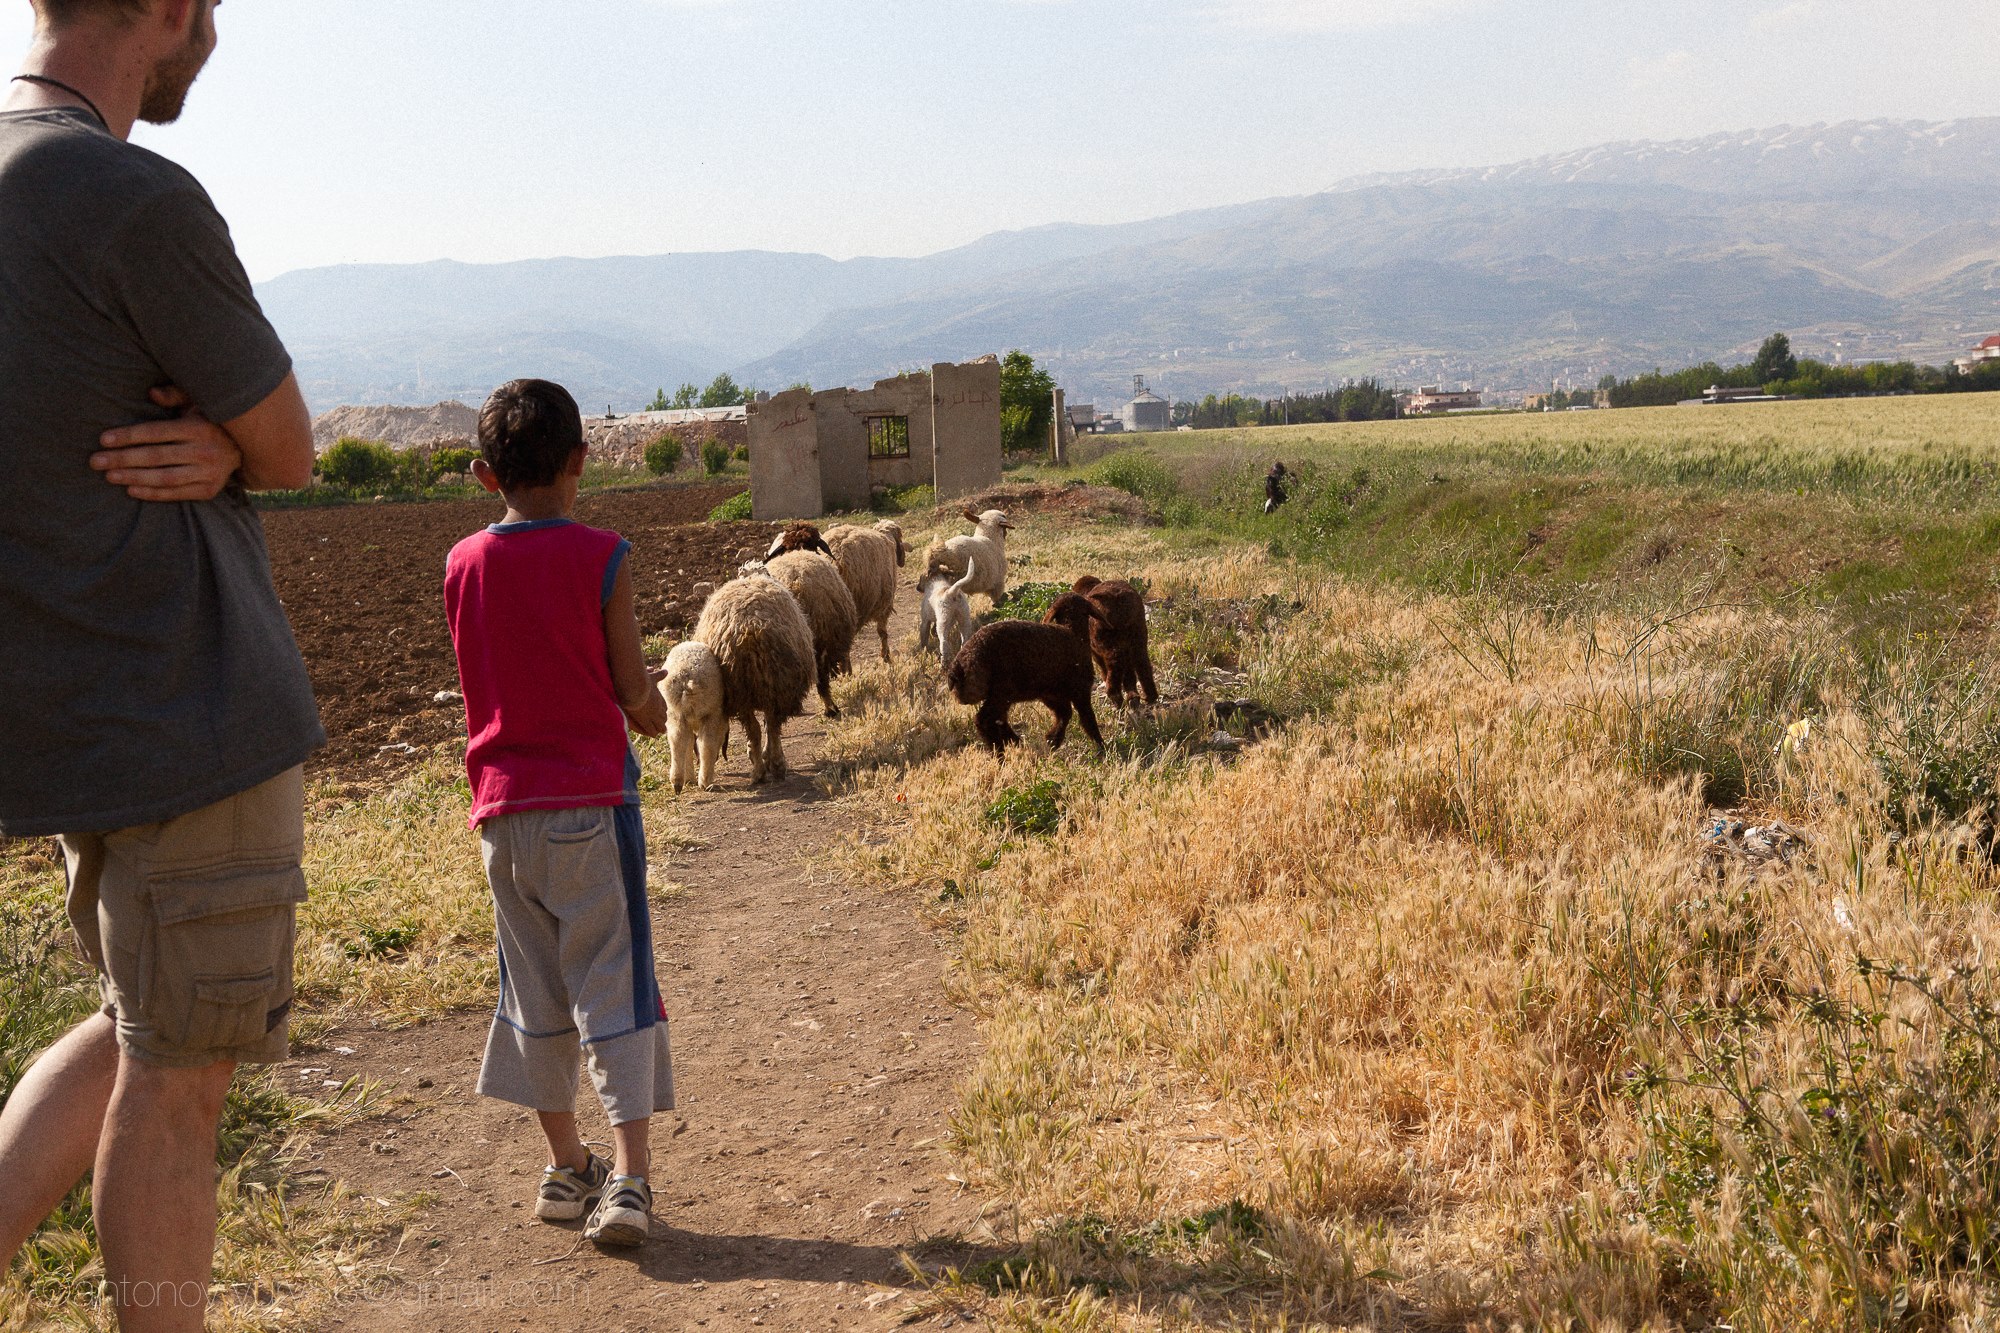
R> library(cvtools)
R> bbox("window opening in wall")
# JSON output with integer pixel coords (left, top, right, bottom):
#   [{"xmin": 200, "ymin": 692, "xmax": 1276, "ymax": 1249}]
[{"xmin": 867, "ymin": 415, "xmax": 911, "ymax": 459}]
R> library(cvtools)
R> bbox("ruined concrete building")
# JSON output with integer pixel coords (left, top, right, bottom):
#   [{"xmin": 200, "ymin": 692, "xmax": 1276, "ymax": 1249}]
[{"xmin": 745, "ymin": 357, "xmax": 1003, "ymax": 520}]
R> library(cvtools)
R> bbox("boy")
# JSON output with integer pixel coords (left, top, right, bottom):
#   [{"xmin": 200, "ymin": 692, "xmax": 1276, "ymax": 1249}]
[{"xmin": 443, "ymin": 378, "xmax": 674, "ymax": 1247}]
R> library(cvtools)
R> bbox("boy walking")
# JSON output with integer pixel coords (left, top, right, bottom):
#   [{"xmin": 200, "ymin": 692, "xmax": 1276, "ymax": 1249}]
[{"xmin": 444, "ymin": 379, "xmax": 674, "ymax": 1247}]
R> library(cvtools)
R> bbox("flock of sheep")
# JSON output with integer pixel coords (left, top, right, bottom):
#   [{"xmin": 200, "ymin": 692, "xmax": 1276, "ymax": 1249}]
[{"xmin": 655, "ymin": 506, "xmax": 1160, "ymax": 791}]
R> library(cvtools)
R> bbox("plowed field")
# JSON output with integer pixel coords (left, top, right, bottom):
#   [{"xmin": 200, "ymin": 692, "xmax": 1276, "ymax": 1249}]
[{"xmin": 262, "ymin": 484, "xmax": 769, "ymax": 787}]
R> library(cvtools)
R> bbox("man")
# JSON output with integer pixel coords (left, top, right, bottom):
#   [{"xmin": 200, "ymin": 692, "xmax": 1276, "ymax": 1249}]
[
  {"xmin": 1264, "ymin": 460, "xmax": 1290, "ymax": 514},
  {"xmin": 0, "ymin": 2, "xmax": 322, "ymax": 1329}
]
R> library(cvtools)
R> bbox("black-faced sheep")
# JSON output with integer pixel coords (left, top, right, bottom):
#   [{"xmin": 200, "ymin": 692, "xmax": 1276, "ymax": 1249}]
[
  {"xmin": 764, "ymin": 521, "xmax": 833, "ymax": 562},
  {"xmin": 946, "ymin": 616, "xmax": 1105, "ymax": 756},
  {"xmin": 768, "ymin": 520, "xmax": 902, "ymax": 664},
  {"xmin": 660, "ymin": 640, "xmax": 726, "ymax": 792},
  {"xmin": 760, "ymin": 550, "xmax": 858, "ymax": 719},
  {"xmin": 920, "ymin": 508, "xmax": 1011, "ymax": 606},
  {"xmin": 692, "ymin": 575, "xmax": 815, "ymax": 784},
  {"xmin": 1066, "ymin": 575, "xmax": 1159, "ymax": 706}
]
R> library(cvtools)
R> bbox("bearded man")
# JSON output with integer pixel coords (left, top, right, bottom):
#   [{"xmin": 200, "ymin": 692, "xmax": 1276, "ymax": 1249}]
[{"xmin": 0, "ymin": 2, "xmax": 323, "ymax": 1328}]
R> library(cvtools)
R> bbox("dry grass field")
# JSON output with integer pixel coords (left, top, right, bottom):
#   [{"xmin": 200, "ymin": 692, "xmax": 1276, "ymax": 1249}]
[{"xmin": 9, "ymin": 393, "xmax": 2000, "ymax": 1330}]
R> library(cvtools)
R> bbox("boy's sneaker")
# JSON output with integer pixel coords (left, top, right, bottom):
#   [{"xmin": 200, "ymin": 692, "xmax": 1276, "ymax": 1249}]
[
  {"xmin": 534, "ymin": 1154, "xmax": 610, "ymax": 1222},
  {"xmin": 586, "ymin": 1175, "xmax": 652, "ymax": 1247}
]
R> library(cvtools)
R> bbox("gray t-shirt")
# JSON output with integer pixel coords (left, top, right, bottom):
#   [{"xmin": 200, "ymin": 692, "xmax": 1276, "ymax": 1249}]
[{"xmin": 0, "ymin": 108, "xmax": 323, "ymax": 837}]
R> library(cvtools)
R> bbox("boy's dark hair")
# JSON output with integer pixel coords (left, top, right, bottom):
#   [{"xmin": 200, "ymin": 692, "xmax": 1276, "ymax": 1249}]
[
  {"xmin": 30, "ymin": 0, "xmax": 150, "ymax": 27},
  {"xmin": 479, "ymin": 379, "xmax": 585, "ymax": 490}
]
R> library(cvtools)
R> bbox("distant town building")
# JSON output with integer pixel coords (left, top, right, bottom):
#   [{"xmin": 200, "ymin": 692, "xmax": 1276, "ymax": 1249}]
[
  {"xmin": 1067, "ymin": 403, "xmax": 1099, "ymax": 434},
  {"xmin": 1679, "ymin": 385, "xmax": 1786, "ymax": 407},
  {"xmin": 1121, "ymin": 376, "xmax": 1171, "ymax": 433},
  {"xmin": 1954, "ymin": 334, "xmax": 2000, "ymax": 374},
  {"xmin": 1400, "ymin": 386, "xmax": 1484, "ymax": 416}
]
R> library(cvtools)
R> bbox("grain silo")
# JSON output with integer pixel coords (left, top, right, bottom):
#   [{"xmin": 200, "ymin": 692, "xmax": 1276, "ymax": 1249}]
[{"xmin": 1121, "ymin": 375, "xmax": 1171, "ymax": 434}]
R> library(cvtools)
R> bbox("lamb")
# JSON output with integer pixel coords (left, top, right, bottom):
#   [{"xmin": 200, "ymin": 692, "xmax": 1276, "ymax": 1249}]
[
  {"xmin": 824, "ymin": 521, "xmax": 903, "ymax": 661},
  {"xmin": 920, "ymin": 508, "xmax": 1012, "ymax": 606},
  {"xmin": 1065, "ymin": 575, "xmax": 1159, "ymax": 706},
  {"xmin": 760, "ymin": 550, "xmax": 858, "ymax": 719},
  {"xmin": 691, "ymin": 574, "xmax": 815, "ymax": 784},
  {"xmin": 946, "ymin": 614, "xmax": 1105, "ymax": 756},
  {"xmin": 659, "ymin": 640, "xmax": 726, "ymax": 793},
  {"xmin": 921, "ymin": 553, "xmax": 982, "ymax": 665}
]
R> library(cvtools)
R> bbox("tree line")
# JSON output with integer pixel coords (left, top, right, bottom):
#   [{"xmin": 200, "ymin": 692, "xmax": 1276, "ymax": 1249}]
[
  {"xmin": 1604, "ymin": 334, "xmax": 2000, "ymax": 408},
  {"xmin": 1170, "ymin": 380, "xmax": 1402, "ymax": 430}
]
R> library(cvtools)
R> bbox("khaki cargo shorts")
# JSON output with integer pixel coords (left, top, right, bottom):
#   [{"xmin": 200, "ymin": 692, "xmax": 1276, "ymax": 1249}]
[{"xmin": 59, "ymin": 766, "xmax": 307, "ymax": 1069}]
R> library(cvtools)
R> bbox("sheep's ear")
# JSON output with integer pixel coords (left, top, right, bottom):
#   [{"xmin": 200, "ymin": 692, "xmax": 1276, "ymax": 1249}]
[{"xmin": 961, "ymin": 507, "xmax": 980, "ymax": 523}]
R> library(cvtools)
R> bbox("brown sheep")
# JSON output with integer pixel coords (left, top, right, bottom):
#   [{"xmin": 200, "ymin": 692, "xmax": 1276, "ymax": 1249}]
[
  {"xmin": 946, "ymin": 614, "xmax": 1105, "ymax": 756},
  {"xmin": 1067, "ymin": 575, "xmax": 1159, "ymax": 706}
]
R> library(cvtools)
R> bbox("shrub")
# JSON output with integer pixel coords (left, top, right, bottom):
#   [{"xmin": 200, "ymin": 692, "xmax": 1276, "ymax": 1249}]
[
  {"xmin": 708, "ymin": 491, "xmax": 752, "ymax": 522},
  {"xmin": 644, "ymin": 433, "xmax": 683, "ymax": 476},
  {"xmin": 990, "ymin": 582, "xmax": 1071, "ymax": 623},
  {"xmin": 984, "ymin": 779, "xmax": 1066, "ymax": 838},
  {"xmin": 702, "ymin": 439, "xmax": 732, "ymax": 476},
  {"xmin": 871, "ymin": 484, "xmax": 935, "ymax": 515},
  {"xmin": 1088, "ymin": 450, "xmax": 1180, "ymax": 509},
  {"xmin": 317, "ymin": 437, "xmax": 401, "ymax": 490},
  {"xmin": 430, "ymin": 446, "xmax": 478, "ymax": 478}
]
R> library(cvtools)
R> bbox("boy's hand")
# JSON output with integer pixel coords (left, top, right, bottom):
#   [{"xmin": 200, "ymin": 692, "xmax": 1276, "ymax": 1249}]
[
  {"xmin": 92, "ymin": 386, "xmax": 244, "ymax": 502},
  {"xmin": 625, "ymin": 684, "xmax": 669, "ymax": 739}
]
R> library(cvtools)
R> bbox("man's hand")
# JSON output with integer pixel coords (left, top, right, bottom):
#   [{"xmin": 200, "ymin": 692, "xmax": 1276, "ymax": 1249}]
[{"xmin": 92, "ymin": 386, "xmax": 243, "ymax": 502}]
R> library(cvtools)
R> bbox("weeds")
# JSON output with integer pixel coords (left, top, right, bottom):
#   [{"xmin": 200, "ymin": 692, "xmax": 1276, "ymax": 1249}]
[{"xmin": 985, "ymin": 780, "xmax": 1068, "ymax": 838}]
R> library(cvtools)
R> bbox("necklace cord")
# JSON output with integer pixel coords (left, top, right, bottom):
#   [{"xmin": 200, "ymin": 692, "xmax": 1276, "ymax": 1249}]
[{"xmin": 9, "ymin": 74, "xmax": 106, "ymax": 130}]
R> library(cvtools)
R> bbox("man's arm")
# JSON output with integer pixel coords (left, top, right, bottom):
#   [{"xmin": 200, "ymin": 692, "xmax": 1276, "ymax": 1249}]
[
  {"xmin": 604, "ymin": 562, "xmax": 668, "ymax": 738},
  {"xmin": 93, "ymin": 374, "xmax": 314, "ymax": 499}
]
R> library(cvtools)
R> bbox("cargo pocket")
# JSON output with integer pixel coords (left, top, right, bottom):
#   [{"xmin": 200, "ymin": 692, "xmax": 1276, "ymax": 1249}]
[{"xmin": 143, "ymin": 864, "xmax": 307, "ymax": 1054}]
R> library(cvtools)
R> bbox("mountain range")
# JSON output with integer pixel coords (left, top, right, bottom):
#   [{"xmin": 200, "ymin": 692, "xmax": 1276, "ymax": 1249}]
[{"xmin": 256, "ymin": 118, "xmax": 2000, "ymax": 413}]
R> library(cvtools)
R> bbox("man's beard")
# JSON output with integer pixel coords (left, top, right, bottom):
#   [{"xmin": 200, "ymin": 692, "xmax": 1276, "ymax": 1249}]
[{"xmin": 138, "ymin": 7, "xmax": 215, "ymax": 125}]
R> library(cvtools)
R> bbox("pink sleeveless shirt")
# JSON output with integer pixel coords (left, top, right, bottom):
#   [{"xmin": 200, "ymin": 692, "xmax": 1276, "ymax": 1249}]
[{"xmin": 443, "ymin": 519, "xmax": 636, "ymax": 828}]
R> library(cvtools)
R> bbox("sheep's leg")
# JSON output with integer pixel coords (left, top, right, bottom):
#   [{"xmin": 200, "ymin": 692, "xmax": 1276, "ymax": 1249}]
[
  {"xmin": 1077, "ymin": 692, "xmax": 1106, "ymax": 754},
  {"xmin": 668, "ymin": 716, "xmax": 694, "ymax": 794},
  {"xmin": 741, "ymin": 712, "xmax": 766, "ymax": 784},
  {"xmin": 698, "ymin": 715, "xmax": 725, "ymax": 789},
  {"xmin": 817, "ymin": 661, "xmax": 841, "ymax": 719},
  {"xmin": 975, "ymin": 702, "xmax": 1010, "ymax": 753},
  {"xmin": 1045, "ymin": 697, "xmax": 1073, "ymax": 750},
  {"xmin": 877, "ymin": 617, "xmax": 892, "ymax": 662},
  {"xmin": 766, "ymin": 714, "xmax": 789, "ymax": 779},
  {"xmin": 1138, "ymin": 652, "xmax": 1160, "ymax": 705}
]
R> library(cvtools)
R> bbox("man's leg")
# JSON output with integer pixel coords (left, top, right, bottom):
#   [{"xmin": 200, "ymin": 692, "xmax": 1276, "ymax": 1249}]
[
  {"xmin": 93, "ymin": 1055, "xmax": 236, "ymax": 1333},
  {"xmin": 0, "ymin": 1013, "xmax": 120, "ymax": 1268}
]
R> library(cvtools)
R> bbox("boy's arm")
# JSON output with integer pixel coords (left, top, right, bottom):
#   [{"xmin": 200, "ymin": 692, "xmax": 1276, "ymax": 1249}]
[{"xmin": 605, "ymin": 561, "xmax": 669, "ymax": 738}]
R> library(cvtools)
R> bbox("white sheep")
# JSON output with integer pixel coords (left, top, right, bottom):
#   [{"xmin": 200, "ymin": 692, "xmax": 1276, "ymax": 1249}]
[
  {"xmin": 692, "ymin": 575, "xmax": 815, "ymax": 784},
  {"xmin": 920, "ymin": 508, "xmax": 1012, "ymax": 606},
  {"xmin": 659, "ymin": 640, "xmax": 726, "ymax": 793},
  {"xmin": 924, "ymin": 548, "xmax": 980, "ymax": 664},
  {"xmin": 761, "ymin": 550, "xmax": 858, "ymax": 719},
  {"xmin": 825, "ymin": 521, "xmax": 903, "ymax": 662}
]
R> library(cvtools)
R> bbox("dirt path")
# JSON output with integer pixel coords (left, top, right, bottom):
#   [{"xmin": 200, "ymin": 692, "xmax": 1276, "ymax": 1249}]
[{"xmin": 296, "ymin": 694, "xmax": 989, "ymax": 1331}]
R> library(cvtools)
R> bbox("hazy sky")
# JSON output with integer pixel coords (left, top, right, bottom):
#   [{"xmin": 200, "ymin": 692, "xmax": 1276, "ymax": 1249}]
[{"xmin": 6, "ymin": 1, "xmax": 1995, "ymax": 281}]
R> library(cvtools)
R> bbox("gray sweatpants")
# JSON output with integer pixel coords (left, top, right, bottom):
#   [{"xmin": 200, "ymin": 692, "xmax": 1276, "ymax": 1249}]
[{"xmin": 477, "ymin": 803, "xmax": 674, "ymax": 1126}]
